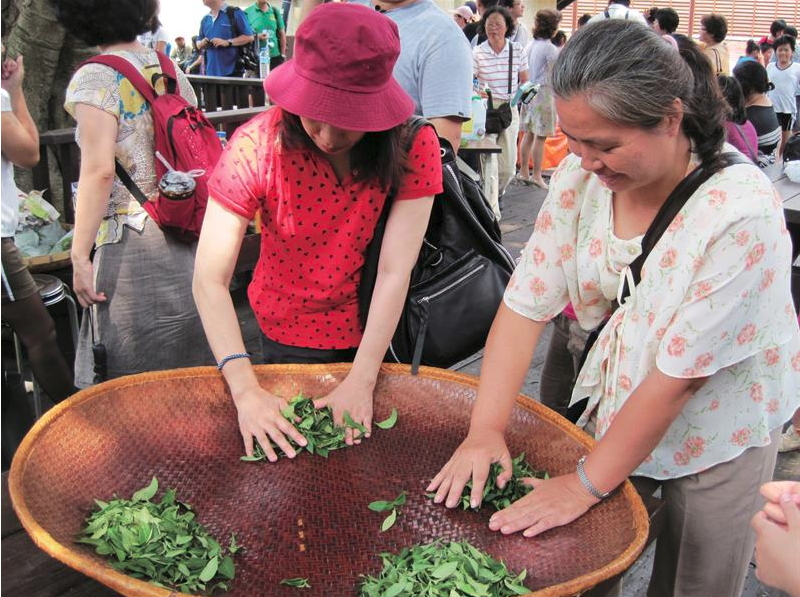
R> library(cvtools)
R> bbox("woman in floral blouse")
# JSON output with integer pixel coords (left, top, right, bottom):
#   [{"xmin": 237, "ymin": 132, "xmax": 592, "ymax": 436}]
[{"xmin": 429, "ymin": 20, "xmax": 799, "ymax": 597}]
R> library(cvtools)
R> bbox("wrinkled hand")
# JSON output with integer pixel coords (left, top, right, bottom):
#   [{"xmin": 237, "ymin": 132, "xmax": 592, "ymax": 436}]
[
  {"xmin": 488, "ymin": 473, "xmax": 599, "ymax": 537},
  {"xmin": 1, "ymin": 56, "xmax": 23, "ymax": 92},
  {"xmin": 71, "ymin": 257, "xmax": 106, "ymax": 308},
  {"xmin": 426, "ymin": 427, "xmax": 512, "ymax": 509},
  {"xmin": 233, "ymin": 385, "xmax": 307, "ymax": 461},
  {"xmin": 751, "ymin": 493, "xmax": 800, "ymax": 596},
  {"xmin": 760, "ymin": 481, "xmax": 800, "ymax": 525},
  {"xmin": 313, "ymin": 375, "xmax": 373, "ymax": 446}
]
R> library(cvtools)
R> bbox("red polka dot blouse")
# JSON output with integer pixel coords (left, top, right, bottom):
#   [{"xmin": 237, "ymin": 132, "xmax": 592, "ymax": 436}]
[{"xmin": 208, "ymin": 108, "xmax": 443, "ymax": 349}]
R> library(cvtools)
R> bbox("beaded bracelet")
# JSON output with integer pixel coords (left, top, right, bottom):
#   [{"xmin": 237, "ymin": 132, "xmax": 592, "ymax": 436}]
[{"xmin": 217, "ymin": 352, "xmax": 252, "ymax": 371}]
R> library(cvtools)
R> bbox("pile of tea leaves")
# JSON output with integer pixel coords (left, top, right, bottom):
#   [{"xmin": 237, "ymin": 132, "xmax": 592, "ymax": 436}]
[
  {"xmin": 241, "ymin": 395, "xmax": 397, "ymax": 461},
  {"xmin": 77, "ymin": 477, "xmax": 238, "ymax": 594},
  {"xmin": 360, "ymin": 540, "xmax": 529, "ymax": 596},
  {"xmin": 455, "ymin": 453, "xmax": 549, "ymax": 511}
]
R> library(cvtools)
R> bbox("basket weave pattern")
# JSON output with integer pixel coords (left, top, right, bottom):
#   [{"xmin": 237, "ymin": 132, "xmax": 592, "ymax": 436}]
[{"xmin": 10, "ymin": 364, "xmax": 648, "ymax": 596}]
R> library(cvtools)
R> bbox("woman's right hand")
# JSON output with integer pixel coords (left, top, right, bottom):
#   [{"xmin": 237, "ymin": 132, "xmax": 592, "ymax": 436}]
[
  {"xmin": 71, "ymin": 256, "xmax": 106, "ymax": 308},
  {"xmin": 426, "ymin": 426, "xmax": 512, "ymax": 509},
  {"xmin": 233, "ymin": 385, "xmax": 308, "ymax": 462}
]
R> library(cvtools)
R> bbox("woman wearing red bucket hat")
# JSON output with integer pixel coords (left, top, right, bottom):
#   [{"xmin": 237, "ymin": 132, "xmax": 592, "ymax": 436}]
[{"xmin": 193, "ymin": 3, "xmax": 443, "ymax": 459}]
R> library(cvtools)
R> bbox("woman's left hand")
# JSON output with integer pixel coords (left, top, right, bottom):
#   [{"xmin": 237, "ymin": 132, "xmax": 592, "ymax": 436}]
[
  {"xmin": 487, "ymin": 473, "xmax": 599, "ymax": 537},
  {"xmin": 314, "ymin": 376, "xmax": 373, "ymax": 446}
]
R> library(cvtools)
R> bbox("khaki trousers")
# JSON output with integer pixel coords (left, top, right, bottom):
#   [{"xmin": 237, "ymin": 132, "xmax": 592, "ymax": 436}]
[
  {"xmin": 584, "ymin": 417, "xmax": 780, "ymax": 597},
  {"xmin": 481, "ymin": 104, "xmax": 520, "ymax": 220}
]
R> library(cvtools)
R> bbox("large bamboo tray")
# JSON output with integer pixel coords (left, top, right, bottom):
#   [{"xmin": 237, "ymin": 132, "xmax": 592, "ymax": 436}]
[{"xmin": 9, "ymin": 364, "xmax": 648, "ymax": 596}]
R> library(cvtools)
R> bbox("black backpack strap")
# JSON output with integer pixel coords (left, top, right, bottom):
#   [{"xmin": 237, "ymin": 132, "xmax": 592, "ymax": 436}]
[
  {"xmin": 115, "ymin": 160, "xmax": 149, "ymax": 207},
  {"xmin": 625, "ymin": 152, "xmax": 751, "ymax": 293},
  {"xmin": 507, "ymin": 43, "xmax": 513, "ymax": 97},
  {"xmin": 226, "ymin": 6, "xmax": 241, "ymax": 38}
]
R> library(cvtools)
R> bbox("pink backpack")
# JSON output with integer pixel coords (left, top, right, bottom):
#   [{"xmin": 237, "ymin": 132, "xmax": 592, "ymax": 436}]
[{"xmin": 82, "ymin": 52, "xmax": 222, "ymax": 243}]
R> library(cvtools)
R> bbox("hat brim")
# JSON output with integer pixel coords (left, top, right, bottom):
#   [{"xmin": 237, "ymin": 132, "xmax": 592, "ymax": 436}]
[{"xmin": 264, "ymin": 60, "xmax": 415, "ymax": 132}]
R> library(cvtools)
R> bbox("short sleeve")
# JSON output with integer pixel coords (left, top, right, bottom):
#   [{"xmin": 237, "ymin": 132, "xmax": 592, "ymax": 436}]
[
  {"xmin": 207, "ymin": 117, "xmax": 270, "ymax": 220},
  {"xmin": 395, "ymin": 125, "xmax": 443, "ymax": 201},
  {"xmin": 503, "ymin": 164, "xmax": 572, "ymax": 322},
  {"xmin": 656, "ymin": 179, "xmax": 797, "ymax": 378},
  {"xmin": 1, "ymin": 89, "xmax": 11, "ymax": 112},
  {"xmin": 64, "ymin": 64, "xmax": 120, "ymax": 120},
  {"xmin": 416, "ymin": 30, "xmax": 472, "ymax": 120},
  {"xmin": 236, "ymin": 10, "xmax": 255, "ymax": 35}
]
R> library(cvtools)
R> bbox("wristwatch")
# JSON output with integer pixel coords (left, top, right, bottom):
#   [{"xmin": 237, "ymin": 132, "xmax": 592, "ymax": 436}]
[
  {"xmin": 227, "ymin": 39, "xmax": 233, "ymax": 47},
  {"xmin": 576, "ymin": 456, "xmax": 612, "ymax": 500}
]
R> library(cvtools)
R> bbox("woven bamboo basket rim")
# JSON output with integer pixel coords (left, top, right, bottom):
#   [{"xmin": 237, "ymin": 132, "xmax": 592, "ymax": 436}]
[
  {"xmin": 9, "ymin": 363, "xmax": 650, "ymax": 597},
  {"xmin": 20, "ymin": 223, "xmax": 73, "ymax": 273}
]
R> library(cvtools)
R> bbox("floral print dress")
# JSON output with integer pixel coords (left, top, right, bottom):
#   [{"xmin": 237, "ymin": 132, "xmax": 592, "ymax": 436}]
[{"xmin": 505, "ymin": 150, "xmax": 800, "ymax": 479}]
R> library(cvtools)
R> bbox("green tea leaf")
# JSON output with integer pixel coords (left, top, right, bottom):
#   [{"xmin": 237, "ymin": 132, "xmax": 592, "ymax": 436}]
[
  {"xmin": 367, "ymin": 500, "xmax": 394, "ymax": 513},
  {"xmin": 343, "ymin": 411, "xmax": 367, "ymax": 435},
  {"xmin": 198, "ymin": 556, "xmax": 219, "ymax": 582},
  {"xmin": 431, "ymin": 560, "xmax": 459, "ymax": 579},
  {"xmin": 383, "ymin": 580, "xmax": 408, "ymax": 597},
  {"xmin": 280, "ymin": 577, "xmax": 311, "ymax": 588},
  {"xmin": 381, "ymin": 509, "xmax": 397, "ymax": 532},
  {"xmin": 131, "ymin": 477, "xmax": 158, "ymax": 502},
  {"xmin": 375, "ymin": 408, "xmax": 398, "ymax": 430}
]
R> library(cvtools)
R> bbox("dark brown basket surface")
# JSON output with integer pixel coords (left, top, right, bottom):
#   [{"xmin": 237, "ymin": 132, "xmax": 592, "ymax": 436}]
[{"xmin": 9, "ymin": 364, "xmax": 648, "ymax": 597}]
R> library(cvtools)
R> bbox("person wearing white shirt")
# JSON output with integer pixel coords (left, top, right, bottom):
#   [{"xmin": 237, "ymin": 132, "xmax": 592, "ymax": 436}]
[{"xmin": 588, "ymin": 0, "xmax": 646, "ymax": 25}]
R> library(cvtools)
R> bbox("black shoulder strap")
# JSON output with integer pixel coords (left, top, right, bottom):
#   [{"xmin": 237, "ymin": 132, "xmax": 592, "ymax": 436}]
[
  {"xmin": 624, "ymin": 152, "xmax": 751, "ymax": 297},
  {"xmin": 604, "ymin": 9, "xmax": 610, "ymax": 18},
  {"xmin": 115, "ymin": 160, "xmax": 149, "ymax": 206},
  {"xmin": 507, "ymin": 42, "xmax": 513, "ymax": 96},
  {"xmin": 226, "ymin": 6, "xmax": 240, "ymax": 38}
]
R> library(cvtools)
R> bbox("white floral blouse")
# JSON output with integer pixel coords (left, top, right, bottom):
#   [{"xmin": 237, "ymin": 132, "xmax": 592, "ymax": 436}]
[
  {"xmin": 505, "ymin": 150, "xmax": 800, "ymax": 479},
  {"xmin": 64, "ymin": 50, "xmax": 197, "ymax": 247}
]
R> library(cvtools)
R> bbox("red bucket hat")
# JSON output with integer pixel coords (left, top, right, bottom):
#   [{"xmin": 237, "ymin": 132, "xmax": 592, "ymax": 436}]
[{"xmin": 264, "ymin": 3, "xmax": 415, "ymax": 132}]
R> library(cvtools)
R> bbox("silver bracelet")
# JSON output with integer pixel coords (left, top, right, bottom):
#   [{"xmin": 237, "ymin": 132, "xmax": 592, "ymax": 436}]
[
  {"xmin": 576, "ymin": 455, "xmax": 612, "ymax": 500},
  {"xmin": 217, "ymin": 352, "xmax": 251, "ymax": 371}
]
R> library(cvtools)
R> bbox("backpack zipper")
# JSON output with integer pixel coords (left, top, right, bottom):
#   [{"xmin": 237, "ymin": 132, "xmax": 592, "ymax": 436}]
[{"xmin": 417, "ymin": 262, "xmax": 486, "ymax": 305}]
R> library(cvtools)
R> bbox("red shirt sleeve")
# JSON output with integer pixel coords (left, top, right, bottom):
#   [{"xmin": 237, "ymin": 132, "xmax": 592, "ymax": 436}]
[
  {"xmin": 207, "ymin": 110, "xmax": 277, "ymax": 219},
  {"xmin": 395, "ymin": 124, "xmax": 443, "ymax": 201}
]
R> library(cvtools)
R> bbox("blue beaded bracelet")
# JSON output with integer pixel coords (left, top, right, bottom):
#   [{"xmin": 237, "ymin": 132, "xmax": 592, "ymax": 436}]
[{"xmin": 217, "ymin": 352, "xmax": 252, "ymax": 371}]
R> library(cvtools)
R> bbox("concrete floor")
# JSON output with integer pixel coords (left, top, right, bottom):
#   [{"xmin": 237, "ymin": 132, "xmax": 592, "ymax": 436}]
[{"xmin": 232, "ymin": 176, "xmax": 798, "ymax": 597}]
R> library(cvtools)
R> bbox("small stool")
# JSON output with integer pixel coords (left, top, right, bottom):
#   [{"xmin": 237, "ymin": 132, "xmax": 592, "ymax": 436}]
[{"xmin": 12, "ymin": 274, "xmax": 80, "ymax": 419}]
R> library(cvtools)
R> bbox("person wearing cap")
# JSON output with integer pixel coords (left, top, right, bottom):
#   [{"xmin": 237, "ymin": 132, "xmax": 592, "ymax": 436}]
[
  {"xmin": 193, "ymin": 3, "xmax": 443, "ymax": 461},
  {"xmin": 452, "ymin": 6, "xmax": 474, "ymax": 30},
  {"xmin": 299, "ymin": 0, "xmax": 472, "ymax": 154},
  {"xmin": 170, "ymin": 36, "xmax": 190, "ymax": 66}
]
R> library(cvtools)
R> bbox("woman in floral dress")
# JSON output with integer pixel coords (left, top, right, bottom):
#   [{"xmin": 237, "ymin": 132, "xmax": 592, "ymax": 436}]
[{"xmin": 429, "ymin": 20, "xmax": 798, "ymax": 597}]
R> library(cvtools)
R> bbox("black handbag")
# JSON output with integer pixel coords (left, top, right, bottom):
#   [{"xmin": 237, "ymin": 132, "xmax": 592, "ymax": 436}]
[
  {"xmin": 226, "ymin": 6, "xmax": 259, "ymax": 72},
  {"xmin": 484, "ymin": 43, "xmax": 514, "ymax": 135},
  {"xmin": 358, "ymin": 118, "xmax": 516, "ymax": 374},
  {"xmin": 564, "ymin": 151, "xmax": 752, "ymax": 423}
]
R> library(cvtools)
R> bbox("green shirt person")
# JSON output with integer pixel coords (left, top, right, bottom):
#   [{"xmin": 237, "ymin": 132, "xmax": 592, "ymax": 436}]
[{"xmin": 244, "ymin": 0, "xmax": 286, "ymax": 69}]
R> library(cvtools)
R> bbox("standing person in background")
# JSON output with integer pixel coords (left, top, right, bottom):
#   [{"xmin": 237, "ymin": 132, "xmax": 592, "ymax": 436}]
[
  {"xmin": 577, "ymin": 13, "xmax": 592, "ymax": 28},
  {"xmin": 1, "ymin": 46, "xmax": 76, "ymax": 404},
  {"xmin": 244, "ymin": 0, "xmax": 286, "ymax": 72},
  {"xmin": 734, "ymin": 60, "xmax": 782, "ymax": 157},
  {"xmin": 699, "ymin": 13, "xmax": 730, "ymax": 75},
  {"xmin": 452, "ymin": 6, "xmax": 475, "ymax": 31},
  {"xmin": 588, "ymin": 0, "xmax": 646, "ymax": 25},
  {"xmin": 766, "ymin": 35, "xmax": 800, "ymax": 159},
  {"xmin": 517, "ymin": 7, "xmax": 560, "ymax": 190},
  {"xmin": 193, "ymin": 4, "xmax": 442, "ymax": 460},
  {"xmin": 53, "ymin": 0, "xmax": 214, "ymax": 386},
  {"xmin": 197, "ymin": 0, "xmax": 255, "ymax": 77},
  {"xmin": 501, "ymin": 0, "xmax": 528, "ymax": 48},
  {"xmin": 759, "ymin": 19, "xmax": 787, "ymax": 59},
  {"xmin": 170, "ymin": 36, "xmax": 190, "ymax": 66},
  {"xmin": 737, "ymin": 39, "xmax": 762, "ymax": 67},
  {"xmin": 473, "ymin": 5, "xmax": 529, "ymax": 219},
  {"xmin": 138, "ymin": 18, "xmax": 169, "ymax": 53},
  {"xmin": 281, "ymin": 0, "xmax": 291, "ymax": 32},
  {"xmin": 718, "ymin": 75, "xmax": 758, "ymax": 163},
  {"xmin": 183, "ymin": 36, "xmax": 204, "ymax": 74},
  {"xmin": 464, "ymin": 0, "xmax": 499, "ymax": 47},
  {"xmin": 652, "ymin": 7, "xmax": 678, "ymax": 37}
]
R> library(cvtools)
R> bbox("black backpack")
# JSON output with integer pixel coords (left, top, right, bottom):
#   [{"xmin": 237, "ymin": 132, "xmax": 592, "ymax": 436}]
[{"xmin": 358, "ymin": 118, "xmax": 516, "ymax": 374}]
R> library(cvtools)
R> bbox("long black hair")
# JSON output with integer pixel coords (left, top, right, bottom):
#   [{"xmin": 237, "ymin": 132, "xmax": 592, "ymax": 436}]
[{"xmin": 279, "ymin": 110, "xmax": 409, "ymax": 192}]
